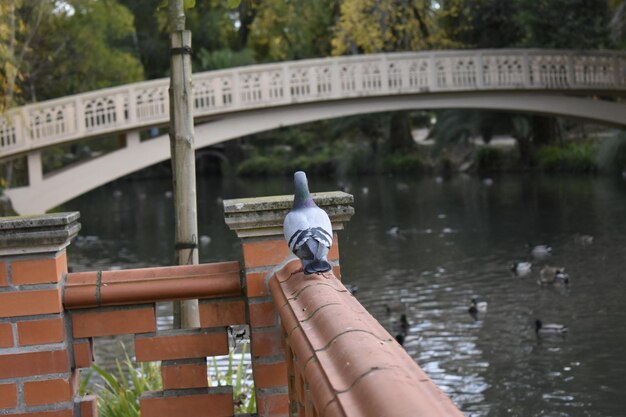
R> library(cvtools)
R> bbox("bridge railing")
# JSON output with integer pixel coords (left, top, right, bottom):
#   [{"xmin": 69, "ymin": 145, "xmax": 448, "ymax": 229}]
[{"xmin": 2, "ymin": 49, "xmax": 625, "ymax": 160}]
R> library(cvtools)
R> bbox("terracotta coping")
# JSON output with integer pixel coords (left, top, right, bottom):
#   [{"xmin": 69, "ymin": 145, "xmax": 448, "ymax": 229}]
[
  {"xmin": 269, "ymin": 260, "xmax": 465, "ymax": 417},
  {"xmin": 64, "ymin": 261, "xmax": 241, "ymax": 309}
]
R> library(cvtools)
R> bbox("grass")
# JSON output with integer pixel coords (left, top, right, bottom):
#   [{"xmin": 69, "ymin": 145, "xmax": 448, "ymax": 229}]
[
  {"xmin": 83, "ymin": 342, "xmax": 256, "ymax": 417},
  {"xmin": 84, "ymin": 350, "xmax": 161, "ymax": 417},
  {"xmin": 536, "ymin": 142, "xmax": 598, "ymax": 173}
]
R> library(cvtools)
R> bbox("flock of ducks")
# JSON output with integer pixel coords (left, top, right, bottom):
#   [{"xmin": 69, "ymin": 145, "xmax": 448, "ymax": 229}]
[
  {"xmin": 469, "ymin": 236, "xmax": 594, "ymax": 338},
  {"xmin": 377, "ymin": 234, "xmax": 593, "ymax": 346}
]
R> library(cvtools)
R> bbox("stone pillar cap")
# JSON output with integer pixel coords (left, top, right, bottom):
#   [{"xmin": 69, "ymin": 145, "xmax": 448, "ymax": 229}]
[
  {"xmin": 224, "ymin": 191, "xmax": 354, "ymax": 239},
  {"xmin": 0, "ymin": 211, "xmax": 81, "ymax": 255}
]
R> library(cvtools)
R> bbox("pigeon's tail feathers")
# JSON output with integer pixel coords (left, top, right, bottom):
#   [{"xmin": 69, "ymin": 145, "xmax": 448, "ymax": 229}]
[
  {"xmin": 289, "ymin": 227, "xmax": 332, "ymax": 252},
  {"xmin": 304, "ymin": 259, "xmax": 332, "ymax": 275}
]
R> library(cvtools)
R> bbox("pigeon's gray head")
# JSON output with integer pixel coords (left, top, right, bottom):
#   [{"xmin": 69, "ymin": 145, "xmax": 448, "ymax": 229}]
[{"xmin": 293, "ymin": 171, "xmax": 313, "ymax": 207}]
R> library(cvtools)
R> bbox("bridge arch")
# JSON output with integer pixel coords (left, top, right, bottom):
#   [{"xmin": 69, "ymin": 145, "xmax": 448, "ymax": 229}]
[
  {"xmin": 2, "ymin": 49, "xmax": 626, "ymax": 214},
  {"xmin": 5, "ymin": 91, "xmax": 626, "ymax": 215}
]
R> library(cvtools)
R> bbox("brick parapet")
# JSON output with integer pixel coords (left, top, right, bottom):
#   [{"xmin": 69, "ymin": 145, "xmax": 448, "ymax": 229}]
[
  {"xmin": 223, "ymin": 191, "xmax": 353, "ymax": 417},
  {"xmin": 0, "ymin": 212, "xmax": 79, "ymax": 416},
  {"xmin": 2, "ymin": 207, "xmax": 309, "ymax": 417},
  {"xmin": 269, "ymin": 261, "xmax": 466, "ymax": 417}
]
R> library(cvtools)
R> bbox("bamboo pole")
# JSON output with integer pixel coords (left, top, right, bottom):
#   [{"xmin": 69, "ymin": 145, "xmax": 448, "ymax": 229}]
[{"xmin": 169, "ymin": 0, "xmax": 200, "ymax": 328}]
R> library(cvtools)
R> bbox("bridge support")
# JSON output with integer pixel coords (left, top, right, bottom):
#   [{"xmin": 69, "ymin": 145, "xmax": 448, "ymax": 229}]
[
  {"xmin": 224, "ymin": 191, "xmax": 354, "ymax": 416},
  {"xmin": 27, "ymin": 151, "xmax": 42, "ymax": 187}
]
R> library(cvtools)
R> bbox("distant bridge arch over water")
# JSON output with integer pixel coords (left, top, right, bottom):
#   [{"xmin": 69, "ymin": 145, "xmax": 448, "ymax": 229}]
[{"xmin": 2, "ymin": 49, "xmax": 625, "ymax": 215}]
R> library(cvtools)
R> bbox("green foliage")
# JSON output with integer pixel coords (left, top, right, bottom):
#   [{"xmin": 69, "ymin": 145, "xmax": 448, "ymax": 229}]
[
  {"xmin": 536, "ymin": 143, "xmax": 598, "ymax": 173},
  {"xmin": 248, "ymin": 0, "xmax": 336, "ymax": 60},
  {"xmin": 332, "ymin": 0, "xmax": 464, "ymax": 55},
  {"xmin": 475, "ymin": 146, "xmax": 504, "ymax": 172},
  {"xmin": 85, "ymin": 343, "xmax": 256, "ymax": 417},
  {"xmin": 236, "ymin": 155, "xmax": 288, "ymax": 176},
  {"xmin": 196, "ymin": 47, "xmax": 255, "ymax": 71},
  {"xmin": 514, "ymin": 0, "xmax": 611, "ymax": 48},
  {"xmin": 88, "ymin": 351, "xmax": 161, "ymax": 417},
  {"xmin": 208, "ymin": 342, "xmax": 255, "ymax": 414},
  {"xmin": 4, "ymin": 0, "xmax": 144, "ymax": 104},
  {"xmin": 383, "ymin": 153, "xmax": 424, "ymax": 174}
]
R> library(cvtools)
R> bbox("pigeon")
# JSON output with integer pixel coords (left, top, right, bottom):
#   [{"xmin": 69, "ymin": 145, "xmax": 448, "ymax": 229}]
[{"xmin": 283, "ymin": 171, "xmax": 333, "ymax": 275}]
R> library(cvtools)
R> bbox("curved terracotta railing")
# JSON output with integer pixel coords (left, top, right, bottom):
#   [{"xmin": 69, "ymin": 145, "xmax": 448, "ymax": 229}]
[
  {"xmin": 270, "ymin": 260, "xmax": 465, "ymax": 417},
  {"xmin": 63, "ymin": 261, "xmax": 241, "ymax": 309},
  {"xmin": 1, "ymin": 49, "xmax": 625, "ymax": 160}
]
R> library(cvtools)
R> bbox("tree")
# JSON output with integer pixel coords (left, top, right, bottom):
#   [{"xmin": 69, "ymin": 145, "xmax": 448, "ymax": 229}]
[
  {"xmin": 609, "ymin": 0, "xmax": 626, "ymax": 48},
  {"xmin": 2, "ymin": 0, "xmax": 144, "ymax": 105},
  {"xmin": 248, "ymin": 0, "xmax": 337, "ymax": 61},
  {"xmin": 329, "ymin": 0, "xmax": 466, "ymax": 152},
  {"xmin": 331, "ymin": 0, "xmax": 461, "ymax": 55},
  {"xmin": 514, "ymin": 0, "xmax": 611, "ymax": 49},
  {"xmin": 444, "ymin": 0, "xmax": 522, "ymax": 48}
]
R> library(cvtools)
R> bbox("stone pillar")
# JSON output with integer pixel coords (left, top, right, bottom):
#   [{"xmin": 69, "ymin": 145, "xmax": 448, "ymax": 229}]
[
  {"xmin": 0, "ymin": 212, "xmax": 90, "ymax": 416},
  {"xmin": 224, "ymin": 191, "xmax": 353, "ymax": 417}
]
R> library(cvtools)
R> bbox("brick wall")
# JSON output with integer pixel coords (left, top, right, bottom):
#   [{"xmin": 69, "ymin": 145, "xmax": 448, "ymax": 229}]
[{"xmin": 0, "ymin": 250, "xmax": 95, "ymax": 416}]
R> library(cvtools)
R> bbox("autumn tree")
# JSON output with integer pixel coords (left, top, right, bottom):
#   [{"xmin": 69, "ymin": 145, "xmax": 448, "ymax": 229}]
[
  {"xmin": 247, "ymin": 0, "xmax": 337, "ymax": 61},
  {"xmin": 1, "ymin": 0, "xmax": 143, "ymax": 106},
  {"xmin": 330, "ymin": 0, "xmax": 465, "ymax": 152}
]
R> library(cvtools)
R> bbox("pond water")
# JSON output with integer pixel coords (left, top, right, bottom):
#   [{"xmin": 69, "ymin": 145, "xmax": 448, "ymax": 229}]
[{"xmin": 64, "ymin": 173, "xmax": 626, "ymax": 417}]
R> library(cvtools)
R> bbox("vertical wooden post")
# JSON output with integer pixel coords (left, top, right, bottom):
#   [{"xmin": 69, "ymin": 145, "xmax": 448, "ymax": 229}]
[{"xmin": 168, "ymin": 0, "xmax": 200, "ymax": 328}]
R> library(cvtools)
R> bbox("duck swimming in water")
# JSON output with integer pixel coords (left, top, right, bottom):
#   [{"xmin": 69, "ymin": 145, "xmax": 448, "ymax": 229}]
[
  {"xmin": 468, "ymin": 298, "xmax": 487, "ymax": 319},
  {"xmin": 529, "ymin": 244, "xmax": 552, "ymax": 259},
  {"xmin": 538, "ymin": 266, "xmax": 569, "ymax": 285},
  {"xmin": 535, "ymin": 319, "xmax": 568, "ymax": 336},
  {"xmin": 511, "ymin": 262, "xmax": 532, "ymax": 276}
]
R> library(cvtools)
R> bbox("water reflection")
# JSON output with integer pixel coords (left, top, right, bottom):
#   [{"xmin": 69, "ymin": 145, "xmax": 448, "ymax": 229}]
[{"xmin": 63, "ymin": 174, "xmax": 626, "ymax": 417}]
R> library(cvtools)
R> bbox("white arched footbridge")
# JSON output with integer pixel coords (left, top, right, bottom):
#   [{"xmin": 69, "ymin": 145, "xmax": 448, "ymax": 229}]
[{"xmin": 1, "ymin": 49, "xmax": 625, "ymax": 215}]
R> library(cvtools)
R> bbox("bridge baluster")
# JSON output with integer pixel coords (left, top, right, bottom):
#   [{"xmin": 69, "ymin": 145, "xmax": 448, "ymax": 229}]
[{"xmin": 2, "ymin": 50, "xmax": 626, "ymax": 167}]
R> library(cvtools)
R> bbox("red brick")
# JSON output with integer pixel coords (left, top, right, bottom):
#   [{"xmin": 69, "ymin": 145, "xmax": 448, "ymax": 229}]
[
  {"xmin": 254, "ymin": 361, "xmax": 288, "ymax": 389},
  {"xmin": 332, "ymin": 264, "xmax": 342, "ymax": 279},
  {"xmin": 0, "ymin": 383, "xmax": 17, "ymax": 408},
  {"xmin": 11, "ymin": 252, "xmax": 67, "ymax": 285},
  {"xmin": 24, "ymin": 378, "xmax": 72, "ymax": 406},
  {"xmin": 0, "ymin": 289, "xmax": 62, "ymax": 318},
  {"xmin": 0, "ymin": 261, "xmax": 8, "ymax": 286},
  {"xmin": 328, "ymin": 234, "xmax": 339, "ymax": 260},
  {"xmin": 140, "ymin": 388, "xmax": 233, "ymax": 417},
  {"xmin": 0, "ymin": 349, "xmax": 69, "ymax": 379},
  {"xmin": 73, "ymin": 339, "xmax": 94, "ymax": 369},
  {"xmin": 256, "ymin": 392, "xmax": 289, "ymax": 417},
  {"xmin": 251, "ymin": 327, "xmax": 284, "ymax": 358},
  {"xmin": 135, "ymin": 329, "xmax": 228, "ymax": 362},
  {"xmin": 249, "ymin": 301, "xmax": 276, "ymax": 328},
  {"xmin": 71, "ymin": 306, "xmax": 156, "ymax": 338},
  {"xmin": 199, "ymin": 299, "xmax": 246, "ymax": 328},
  {"xmin": 0, "ymin": 322, "xmax": 13, "ymax": 348},
  {"xmin": 17, "ymin": 317, "xmax": 65, "ymax": 346},
  {"xmin": 162, "ymin": 360, "xmax": 208, "ymax": 390},
  {"xmin": 242, "ymin": 239, "xmax": 291, "ymax": 268},
  {"xmin": 75, "ymin": 395, "xmax": 97, "ymax": 417},
  {"xmin": 4, "ymin": 410, "xmax": 73, "ymax": 417},
  {"xmin": 246, "ymin": 271, "xmax": 269, "ymax": 297}
]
